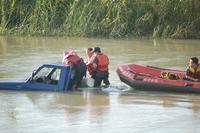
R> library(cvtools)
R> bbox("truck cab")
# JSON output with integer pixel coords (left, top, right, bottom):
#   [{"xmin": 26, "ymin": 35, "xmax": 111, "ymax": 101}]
[{"xmin": 0, "ymin": 63, "xmax": 75, "ymax": 91}]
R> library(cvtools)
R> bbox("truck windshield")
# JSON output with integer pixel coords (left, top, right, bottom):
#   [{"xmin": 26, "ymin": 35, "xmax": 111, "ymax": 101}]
[{"xmin": 33, "ymin": 67, "xmax": 61, "ymax": 85}]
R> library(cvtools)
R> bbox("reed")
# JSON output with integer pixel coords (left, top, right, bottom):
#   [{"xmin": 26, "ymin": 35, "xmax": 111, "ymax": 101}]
[{"xmin": 0, "ymin": 0, "xmax": 199, "ymax": 39}]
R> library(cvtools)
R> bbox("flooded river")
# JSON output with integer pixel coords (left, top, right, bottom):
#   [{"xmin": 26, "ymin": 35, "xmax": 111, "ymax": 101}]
[{"xmin": 0, "ymin": 36, "xmax": 200, "ymax": 133}]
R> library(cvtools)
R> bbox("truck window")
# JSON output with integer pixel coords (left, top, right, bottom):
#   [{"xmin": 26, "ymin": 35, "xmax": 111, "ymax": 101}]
[
  {"xmin": 33, "ymin": 67, "xmax": 53, "ymax": 80},
  {"xmin": 50, "ymin": 68, "xmax": 61, "ymax": 85},
  {"xmin": 33, "ymin": 67, "xmax": 61, "ymax": 85}
]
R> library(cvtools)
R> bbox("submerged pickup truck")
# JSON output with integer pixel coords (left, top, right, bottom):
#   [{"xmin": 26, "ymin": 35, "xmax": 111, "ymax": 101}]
[{"xmin": 0, "ymin": 63, "xmax": 76, "ymax": 91}]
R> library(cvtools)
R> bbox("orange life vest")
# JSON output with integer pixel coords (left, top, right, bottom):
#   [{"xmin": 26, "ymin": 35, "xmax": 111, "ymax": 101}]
[
  {"xmin": 85, "ymin": 53, "xmax": 96, "ymax": 75},
  {"xmin": 96, "ymin": 53, "xmax": 109, "ymax": 72},
  {"xmin": 87, "ymin": 64, "xmax": 95, "ymax": 75},
  {"xmin": 85, "ymin": 58, "xmax": 95, "ymax": 75}
]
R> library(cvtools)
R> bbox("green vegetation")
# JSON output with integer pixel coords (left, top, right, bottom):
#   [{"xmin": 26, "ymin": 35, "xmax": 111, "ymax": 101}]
[{"xmin": 0, "ymin": 0, "xmax": 199, "ymax": 39}]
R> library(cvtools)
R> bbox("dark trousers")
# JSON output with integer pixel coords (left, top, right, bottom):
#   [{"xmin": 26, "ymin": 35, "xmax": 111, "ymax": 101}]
[
  {"xmin": 74, "ymin": 62, "xmax": 87, "ymax": 88},
  {"xmin": 92, "ymin": 71, "xmax": 110, "ymax": 87}
]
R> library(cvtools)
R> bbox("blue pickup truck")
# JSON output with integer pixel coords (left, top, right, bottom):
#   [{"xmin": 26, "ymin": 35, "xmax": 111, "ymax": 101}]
[{"xmin": 0, "ymin": 63, "xmax": 75, "ymax": 91}]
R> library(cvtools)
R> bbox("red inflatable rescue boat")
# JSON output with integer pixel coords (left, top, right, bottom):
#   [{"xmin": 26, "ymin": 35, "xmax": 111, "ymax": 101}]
[{"xmin": 117, "ymin": 64, "xmax": 200, "ymax": 94}]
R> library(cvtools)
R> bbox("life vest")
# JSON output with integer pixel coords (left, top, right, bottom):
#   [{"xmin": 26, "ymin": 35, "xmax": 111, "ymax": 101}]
[
  {"xmin": 188, "ymin": 65, "xmax": 200, "ymax": 79},
  {"xmin": 85, "ymin": 52, "xmax": 94, "ymax": 64},
  {"xmin": 96, "ymin": 53, "xmax": 109, "ymax": 72},
  {"xmin": 161, "ymin": 72, "xmax": 181, "ymax": 80},
  {"xmin": 87, "ymin": 64, "xmax": 95, "ymax": 75},
  {"xmin": 85, "ymin": 53, "xmax": 96, "ymax": 75}
]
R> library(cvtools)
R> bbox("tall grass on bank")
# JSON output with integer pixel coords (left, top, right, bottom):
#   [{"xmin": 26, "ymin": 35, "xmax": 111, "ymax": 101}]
[{"xmin": 0, "ymin": 0, "xmax": 199, "ymax": 39}]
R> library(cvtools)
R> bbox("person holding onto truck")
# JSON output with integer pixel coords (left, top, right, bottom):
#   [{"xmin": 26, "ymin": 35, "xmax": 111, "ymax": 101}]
[{"xmin": 63, "ymin": 50, "xmax": 87, "ymax": 89}]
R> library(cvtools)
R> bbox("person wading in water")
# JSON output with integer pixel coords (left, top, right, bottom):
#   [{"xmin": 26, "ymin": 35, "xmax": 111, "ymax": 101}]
[{"xmin": 91, "ymin": 47, "xmax": 110, "ymax": 87}]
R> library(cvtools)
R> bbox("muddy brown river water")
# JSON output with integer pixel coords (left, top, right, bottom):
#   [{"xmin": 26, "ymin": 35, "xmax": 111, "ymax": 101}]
[{"xmin": 0, "ymin": 36, "xmax": 200, "ymax": 133}]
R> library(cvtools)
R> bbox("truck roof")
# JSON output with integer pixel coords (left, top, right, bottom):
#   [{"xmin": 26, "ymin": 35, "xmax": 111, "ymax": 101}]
[{"xmin": 42, "ymin": 63, "xmax": 70, "ymax": 69}]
